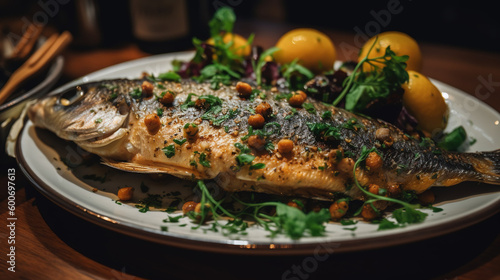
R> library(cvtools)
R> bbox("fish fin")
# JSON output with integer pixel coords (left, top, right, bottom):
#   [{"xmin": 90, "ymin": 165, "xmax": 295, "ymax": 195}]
[
  {"xmin": 470, "ymin": 149, "xmax": 500, "ymax": 185},
  {"xmin": 101, "ymin": 159, "xmax": 208, "ymax": 180}
]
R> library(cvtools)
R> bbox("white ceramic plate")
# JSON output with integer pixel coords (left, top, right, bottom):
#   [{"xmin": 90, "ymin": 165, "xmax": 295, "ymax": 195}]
[{"xmin": 16, "ymin": 52, "xmax": 500, "ymax": 255}]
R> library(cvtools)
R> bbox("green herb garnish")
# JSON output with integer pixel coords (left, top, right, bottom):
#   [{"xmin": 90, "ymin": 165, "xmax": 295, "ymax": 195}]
[
  {"xmin": 129, "ymin": 88, "xmax": 142, "ymax": 99},
  {"xmin": 162, "ymin": 145, "xmax": 176, "ymax": 158},
  {"xmin": 190, "ymin": 181, "xmax": 330, "ymax": 239},
  {"xmin": 307, "ymin": 122, "xmax": 341, "ymax": 141},
  {"xmin": 437, "ymin": 126, "xmax": 467, "ymax": 151},
  {"xmin": 158, "ymin": 71, "xmax": 181, "ymax": 82},
  {"xmin": 333, "ymin": 38, "xmax": 409, "ymax": 112},
  {"xmin": 173, "ymin": 138, "xmax": 187, "ymax": 146}
]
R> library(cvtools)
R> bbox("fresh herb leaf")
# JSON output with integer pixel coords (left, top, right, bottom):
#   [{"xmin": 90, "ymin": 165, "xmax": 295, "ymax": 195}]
[
  {"xmin": 162, "ymin": 145, "xmax": 176, "ymax": 158},
  {"xmin": 163, "ymin": 215, "xmax": 183, "ymax": 223},
  {"xmin": 333, "ymin": 39, "xmax": 409, "ymax": 112},
  {"xmin": 280, "ymin": 58, "xmax": 314, "ymax": 90},
  {"xmin": 254, "ymin": 46, "xmax": 280, "ymax": 86},
  {"xmin": 199, "ymin": 152, "xmax": 211, "ymax": 168},
  {"xmin": 321, "ymin": 111, "xmax": 332, "ymax": 119},
  {"xmin": 302, "ymin": 103, "xmax": 316, "ymax": 114},
  {"xmin": 158, "ymin": 71, "xmax": 181, "ymax": 82},
  {"xmin": 208, "ymin": 6, "xmax": 236, "ymax": 37},
  {"xmin": 437, "ymin": 126, "xmax": 467, "ymax": 151},
  {"xmin": 236, "ymin": 153, "xmax": 255, "ymax": 166},
  {"xmin": 173, "ymin": 138, "xmax": 187, "ymax": 146},
  {"xmin": 376, "ymin": 218, "xmax": 401, "ymax": 230},
  {"xmin": 249, "ymin": 163, "xmax": 266, "ymax": 170},
  {"xmin": 307, "ymin": 123, "xmax": 341, "ymax": 141},
  {"xmin": 156, "ymin": 108, "xmax": 164, "ymax": 117},
  {"xmin": 130, "ymin": 88, "xmax": 142, "ymax": 99}
]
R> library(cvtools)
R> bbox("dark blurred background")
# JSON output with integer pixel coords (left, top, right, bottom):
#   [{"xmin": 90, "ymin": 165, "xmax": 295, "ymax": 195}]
[{"xmin": 1, "ymin": 0, "xmax": 498, "ymax": 53}]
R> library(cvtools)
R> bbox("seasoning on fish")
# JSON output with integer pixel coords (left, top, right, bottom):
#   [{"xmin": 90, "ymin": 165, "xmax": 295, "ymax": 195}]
[{"xmin": 28, "ymin": 79, "xmax": 500, "ymax": 210}]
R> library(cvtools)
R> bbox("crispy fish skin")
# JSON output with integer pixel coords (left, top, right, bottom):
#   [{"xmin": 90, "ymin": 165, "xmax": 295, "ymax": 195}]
[{"xmin": 28, "ymin": 79, "xmax": 500, "ymax": 202}]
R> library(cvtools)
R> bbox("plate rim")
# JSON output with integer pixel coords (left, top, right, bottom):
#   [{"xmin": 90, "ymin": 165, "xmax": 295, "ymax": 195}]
[
  {"xmin": 15, "ymin": 52, "xmax": 500, "ymax": 255},
  {"xmin": 15, "ymin": 131, "xmax": 500, "ymax": 255}
]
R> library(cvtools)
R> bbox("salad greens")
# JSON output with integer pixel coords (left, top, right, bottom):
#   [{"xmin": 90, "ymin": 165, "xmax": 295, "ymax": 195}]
[{"xmin": 333, "ymin": 40, "xmax": 409, "ymax": 112}]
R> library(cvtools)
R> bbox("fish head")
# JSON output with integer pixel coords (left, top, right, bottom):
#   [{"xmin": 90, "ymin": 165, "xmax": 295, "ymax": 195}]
[{"xmin": 28, "ymin": 80, "xmax": 132, "ymax": 142}]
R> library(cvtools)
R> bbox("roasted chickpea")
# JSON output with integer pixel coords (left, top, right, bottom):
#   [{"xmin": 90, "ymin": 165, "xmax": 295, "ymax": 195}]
[
  {"xmin": 365, "ymin": 152, "xmax": 383, "ymax": 170},
  {"xmin": 375, "ymin": 127, "xmax": 391, "ymax": 142},
  {"xmin": 288, "ymin": 91, "xmax": 307, "ymax": 107},
  {"xmin": 194, "ymin": 203, "xmax": 212, "ymax": 218},
  {"xmin": 418, "ymin": 190, "xmax": 435, "ymax": 205},
  {"xmin": 183, "ymin": 123, "xmax": 199, "ymax": 139},
  {"xmin": 384, "ymin": 136, "xmax": 394, "ymax": 147},
  {"xmin": 182, "ymin": 201, "xmax": 197, "ymax": 215},
  {"xmin": 236, "ymin": 81, "xmax": 253, "ymax": 97},
  {"xmin": 368, "ymin": 184, "xmax": 380, "ymax": 195},
  {"xmin": 277, "ymin": 139, "xmax": 294, "ymax": 154},
  {"xmin": 117, "ymin": 187, "xmax": 134, "ymax": 201},
  {"xmin": 248, "ymin": 114, "xmax": 265, "ymax": 128},
  {"xmin": 159, "ymin": 90, "xmax": 175, "ymax": 105},
  {"xmin": 328, "ymin": 148, "xmax": 344, "ymax": 163},
  {"xmin": 329, "ymin": 200, "xmax": 349, "ymax": 220},
  {"xmin": 195, "ymin": 98, "xmax": 207, "ymax": 109},
  {"xmin": 337, "ymin": 157, "xmax": 355, "ymax": 173},
  {"xmin": 141, "ymin": 81, "xmax": 154, "ymax": 98},
  {"xmin": 387, "ymin": 184, "xmax": 401, "ymax": 197},
  {"xmin": 144, "ymin": 113, "xmax": 161, "ymax": 135},
  {"xmin": 296, "ymin": 90, "xmax": 307, "ymax": 99},
  {"xmin": 255, "ymin": 102, "xmax": 272, "ymax": 118},
  {"xmin": 310, "ymin": 203, "xmax": 322, "ymax": 213},
  {"xmin": 361, "ymin": 204, "xmax": 378, "ymax": 220},
  {"xmin": 247, "ymin": 135, "xmax": 266, "ymax": 150},
  {"xmin": 287, "ymin": 200, "xmax": 303, "ymax": 210}
]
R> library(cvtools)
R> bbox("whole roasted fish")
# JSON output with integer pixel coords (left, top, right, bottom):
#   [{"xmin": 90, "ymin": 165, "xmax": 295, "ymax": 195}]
[{"xmin": 28, "ymin": 79, "xmax": 500, "ymax": 205}]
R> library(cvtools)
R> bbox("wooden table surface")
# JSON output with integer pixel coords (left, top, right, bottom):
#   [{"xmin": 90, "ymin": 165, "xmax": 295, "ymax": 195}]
[{"xmin": 1, "ymin": 19, "xmax": 500, "ymax": 279}]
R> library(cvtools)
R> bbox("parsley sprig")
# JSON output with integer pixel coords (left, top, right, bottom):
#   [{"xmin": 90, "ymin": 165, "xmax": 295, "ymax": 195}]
[
  {"xmin": 333, "ymin": 38, "xmax": 409, "ymax": 112},
  {"xmin": 191, "ymin": 7, "xmax": 253, "ymax": 89},
  {"xmin": 189, "ymin": 181, "xmax": 331, "ymax": 239}
]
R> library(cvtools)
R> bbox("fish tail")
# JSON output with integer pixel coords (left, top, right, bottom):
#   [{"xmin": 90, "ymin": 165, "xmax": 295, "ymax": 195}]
[{"xmin": 466, "ymin": 149, "xmax": 500, "ymax": 185}]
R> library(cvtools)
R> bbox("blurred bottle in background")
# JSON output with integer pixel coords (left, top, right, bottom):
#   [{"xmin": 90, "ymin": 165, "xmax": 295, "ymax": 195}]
[
  {"xmin": 47, "ymin": 0, "xmax": 210, "ymax": 53},
  {"xmin": 129, "ymin": 0, "xmax": 210, "ymax": 53},
  {"xmin": 51, "ymin": 0, "xmax": 133, "ymax": 49}
]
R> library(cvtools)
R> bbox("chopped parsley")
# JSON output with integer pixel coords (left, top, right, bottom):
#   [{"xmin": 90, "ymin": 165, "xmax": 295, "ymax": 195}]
[
  {"xmin": 192, "ymin": 151, "xmax": 211, "ymax": 168},
  {"xmin": 332, "ymin": 40, "xmax": 409, "ymax": 112},
  {"xmin": 234, "ymin": 143, "xmax": 266, "ymax": 170},
  {"xmin": 162, "ymin": 145, "xmax": 176, "ymax": 158},
  {"xmin": 129, "ymin": 87, "xmax": 142, "ymax": 99},
  {"xmin": 307, "ymin": 122, "xmax": 341, "ymax": 141},
  {"xmin": 189, "ymin": 181, "xmax": 330, "ymax": 239},
  {"xmin": 158, "ymin": 71, "xmax": 181, "ymax": 82},
  {"xmin": 173, "ymin": 138, "xmax": 187, "ymax": 146},
  {"xmin": 156, "ymin": 108, "xmax": 164, "ymax": 117},
  {"xmin": 302, "ymin": 103, "xmax": 316, "ymax": 114},
  {"xmin": 321, "ymin": 111, "xmax": 332, "ymax": 120},
  {"xmin": 136, "ymin": 194, "xmax": 163, "ymax": 213}
]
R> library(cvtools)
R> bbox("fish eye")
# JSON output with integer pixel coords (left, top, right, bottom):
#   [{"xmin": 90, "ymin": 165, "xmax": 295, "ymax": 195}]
[{"xmin": 58, "ymin": 85, "xmax": 86, "ymax": 106}]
